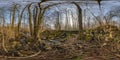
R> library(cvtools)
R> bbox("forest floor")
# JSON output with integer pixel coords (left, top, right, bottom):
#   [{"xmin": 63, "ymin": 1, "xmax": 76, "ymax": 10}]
[{"xmin": 0, "ymin": 25, "xmax": 120, "ymax": 60}]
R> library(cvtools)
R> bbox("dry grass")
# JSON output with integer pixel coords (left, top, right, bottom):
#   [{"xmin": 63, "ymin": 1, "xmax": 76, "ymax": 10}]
[{"xmin": 0, "ymin": 24, "xmax": 120, "ymax": 60}]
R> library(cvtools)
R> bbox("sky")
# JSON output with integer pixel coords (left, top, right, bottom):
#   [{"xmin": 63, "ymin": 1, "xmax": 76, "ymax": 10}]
[
  {"xmin": 0, "ymin": 0, "xmax": 119, "ymax": 16},
  {"xmin": 0, "ymin": 0, "xmax": 120, "ymax": 15},
  {"xmin": 0, "ymin": 0, "xmax": 120, "ymax": 29}
]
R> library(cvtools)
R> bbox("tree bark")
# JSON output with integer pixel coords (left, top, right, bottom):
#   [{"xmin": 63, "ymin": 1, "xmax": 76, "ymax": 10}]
[
  {"xmin": 72, "ymin": 2, "xmax": 83, "ymax": 39},
  {"xmin": 17, "ymin": 4, "xmax": 28, "ymax": 36},
  {"xmin": 11, "ymin": 4, "xmax": 17, "ymax": 30},
  {"xmin": 33, "ymin": 6, "xmax": 39, "ymax": 39},
  {"xmin": 28, "ymin": 4, "xmax": 33, "ymax": 37}
]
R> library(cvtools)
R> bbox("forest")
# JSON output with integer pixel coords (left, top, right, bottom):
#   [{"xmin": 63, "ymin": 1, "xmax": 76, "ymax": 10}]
[{"xmin": 0, "ymin": 0, "xmax": 120, "ymax": 60}]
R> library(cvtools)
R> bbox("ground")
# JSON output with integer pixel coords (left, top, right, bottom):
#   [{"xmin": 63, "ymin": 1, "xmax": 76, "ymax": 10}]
[{"xmin": 0, "ymin": 25, "xmax": 120, "ymax": 60}]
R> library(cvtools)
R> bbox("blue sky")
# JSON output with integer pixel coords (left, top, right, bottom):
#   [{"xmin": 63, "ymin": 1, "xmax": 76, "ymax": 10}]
[
  {"xmin": 0, "ymin": 0, "xmax": 120, "ymax": 16},
  {"xmin": 80, "ymin": 1, "xmax": 120, "ymax": 17},
  {"xmin": 0, "ymin": 0, "xmax": 120, "ymax": 24}
]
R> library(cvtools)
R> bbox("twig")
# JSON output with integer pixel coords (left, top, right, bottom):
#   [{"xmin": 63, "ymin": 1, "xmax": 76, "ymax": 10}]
[
  {"xmin": 7, "ymin": 51, "xmax": 41, "ymax": 59},
  {"xmin": 115, "ymin": 54, "xmax": 120, "ymax": 58},
  {"xmin": 2, "ymin": 32, "xmax": 8, "ymax": 53}
]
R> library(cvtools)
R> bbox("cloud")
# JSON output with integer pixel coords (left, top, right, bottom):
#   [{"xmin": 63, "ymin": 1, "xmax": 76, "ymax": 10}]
[
  {"xmin": 0, "ymin": 0, "xmax": 40, "ymax": 7},
  {"xmin": 0, "ymin": 0, "xmax": 40, "ymax": 2}
]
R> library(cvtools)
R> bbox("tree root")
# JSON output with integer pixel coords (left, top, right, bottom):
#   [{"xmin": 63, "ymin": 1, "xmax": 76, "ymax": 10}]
[
  {"xmin": 2, "ymin": 34, "xmax": 8, "ymax": 53},
  {"xmin": 115, "ymin": 54, "xmax": 120, "ymax": 58},
  {"xmin": 3, "ymin": 51, "xmax": 41, "ymax": 59}
]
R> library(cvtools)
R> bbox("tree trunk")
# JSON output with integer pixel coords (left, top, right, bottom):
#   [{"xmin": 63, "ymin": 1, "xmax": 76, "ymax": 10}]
[
  {"xmin": 33, "ymin": 6, "xmax": 39, "ymax": 39},
  {"xmin": 11, "ymin": 4, "xmax": 17, "ymax": 30},
  {"xmin": 28, "ymin": 4, "xmax": 33, "ymax": 37},
  {"xmin": 17, "ymin": 5, "xmax": 28, "ymax": 36},
  {"xmin": 37, "ymin": 3, "xmax": 44, "ymax": 40},
  {"xmin": 36, "ymin": 2, "xmax": 69, "ymax": 41},
  {"xmin": 72, "ymin": 2, "xmax": 83, "ymax": 39}
]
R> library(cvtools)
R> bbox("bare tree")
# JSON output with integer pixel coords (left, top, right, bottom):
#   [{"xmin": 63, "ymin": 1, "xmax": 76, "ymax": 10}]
[
  {"xmin": 28, "ymin": 4, "xmax": 33, "ymax": 37},
  {"xmin": 36, "ymin": 2, "xmax": 65, "ymax": 40},
  {"xmin": 33, "ymin": 6, "xmax": 39, "ymax": 39},
  {"xmin": 72, "ymin": 2, "xmax": 83, "ymax": 39},
  {"xmin": 11, "ymin": 4, "xmax": 17, "ymax": 30},
  {"xmin": 105, "ymin": 6, "xmax": 120, "ymax": 26},
  {"xmin": 17, "ymin": 4, "xmax": 28, "ymax": 36},
  {"xmin": 96, "ymin": 0, "xmax": 102, "ymax": 6}
]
